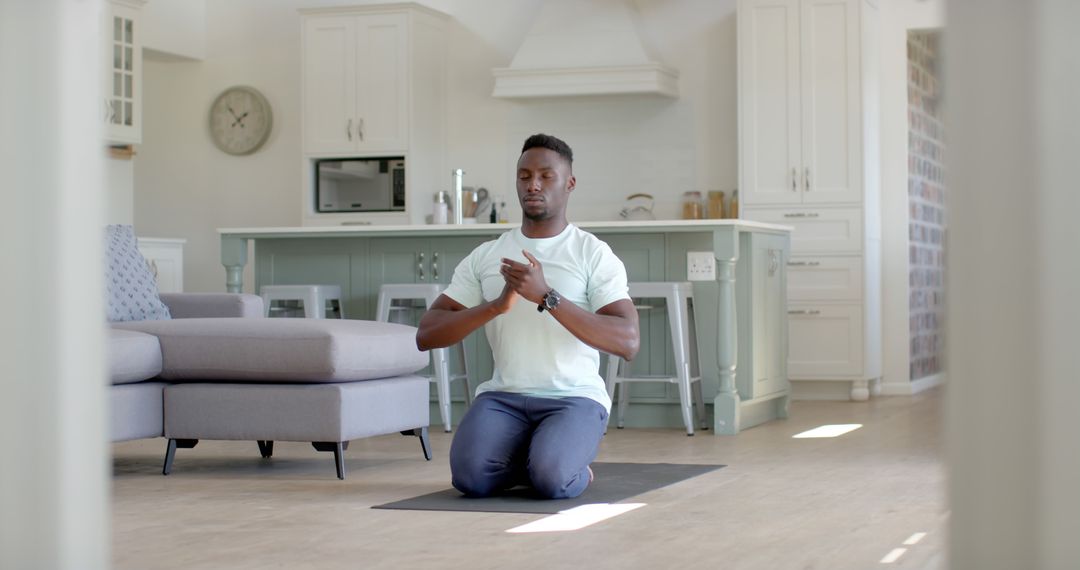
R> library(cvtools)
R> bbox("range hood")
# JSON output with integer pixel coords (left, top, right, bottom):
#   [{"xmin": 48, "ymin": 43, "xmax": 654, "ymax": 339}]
[{"xmin": 492, "ymin": 0, "xmax": 679, "ymax": 99}]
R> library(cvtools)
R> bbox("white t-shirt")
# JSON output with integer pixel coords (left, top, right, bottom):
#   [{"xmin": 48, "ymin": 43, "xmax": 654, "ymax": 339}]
[{"xmin": 441, "ymin": 224, "xmax": 629, "ymax": 412}]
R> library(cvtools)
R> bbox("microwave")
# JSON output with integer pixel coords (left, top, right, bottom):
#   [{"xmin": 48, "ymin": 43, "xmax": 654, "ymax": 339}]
[{"xmin": 315, "ymin": 157, "xmax": 405, "ymax": 213}]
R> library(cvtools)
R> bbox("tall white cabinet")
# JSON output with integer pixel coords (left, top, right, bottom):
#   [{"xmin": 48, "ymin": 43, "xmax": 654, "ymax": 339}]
[
  {"xmin": 299, "ymin": 4, "xmax": 448, "ymax": 226},
  {"xmin": 103, "ymin": 0, "xmax": 145, "ymax": 145},
  {"xmin": 738, "ymin": 0, "xmax": 881, "ymax": 400}
]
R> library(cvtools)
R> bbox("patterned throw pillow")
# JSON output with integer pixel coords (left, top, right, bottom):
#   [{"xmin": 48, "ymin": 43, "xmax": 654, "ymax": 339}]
[{"xmin": 105, "ymin": 224, "xmax": 171, "ymax": 322}]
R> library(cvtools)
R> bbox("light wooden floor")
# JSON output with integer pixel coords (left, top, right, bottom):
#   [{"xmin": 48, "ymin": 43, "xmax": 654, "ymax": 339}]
[{"xmin": 112, "ymin": 389, "xmax": 945, "ymax": 570}]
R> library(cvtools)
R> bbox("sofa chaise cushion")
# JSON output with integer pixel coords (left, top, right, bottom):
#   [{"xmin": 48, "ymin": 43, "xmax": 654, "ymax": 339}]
[
  {"xmin": 109, "ymin": 328, "xmax": 164, "ymax": 385},
  {"xmin": 112, "ymin": 318, "xmax": 428, "ymax": 383},
  {"xmin": 164, "ymin": 377, "xmax": 429, "ymax": 442},
  {"xmin": 111, "ymin": 382, "xmax": 166, "ymax": 442}
]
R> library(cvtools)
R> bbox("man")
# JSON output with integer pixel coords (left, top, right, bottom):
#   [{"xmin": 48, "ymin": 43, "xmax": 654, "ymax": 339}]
[{"xmin": 416, "ymin": 134, "xmax": 640, "ymax": 500}]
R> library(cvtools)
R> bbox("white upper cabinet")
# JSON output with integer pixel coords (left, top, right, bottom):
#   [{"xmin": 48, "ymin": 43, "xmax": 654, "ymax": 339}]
[
  {"xmin": 302, "ymin": 12, "xmax": 408, "ymax": 155},
  {"xmin": 739, "ymin": 0, "xmax": 863, "ymax": 206},
  {"xmin": 104, "ymin": 0, "xmax": 145, "ymax": 145}
]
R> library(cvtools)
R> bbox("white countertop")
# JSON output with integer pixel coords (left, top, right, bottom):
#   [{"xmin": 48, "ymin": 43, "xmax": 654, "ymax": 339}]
[{"xmin": 218, "ymin": 219, "xmax": 793, "ymax": 236}]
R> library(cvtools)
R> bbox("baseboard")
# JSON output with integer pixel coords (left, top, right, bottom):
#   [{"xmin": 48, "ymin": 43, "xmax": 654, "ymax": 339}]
[
  {"xmin": 790, "ymin": 380, "xmax": 856, "ymax": 401},
  {"xmin": 879, "ymin": 373, "xmax": 946, "ymax": 396}
]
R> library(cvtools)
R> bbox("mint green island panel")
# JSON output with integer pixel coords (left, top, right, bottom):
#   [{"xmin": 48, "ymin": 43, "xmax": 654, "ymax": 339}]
[{"xmin": 219, "ymin": 220, "xmax": 791, "ymax": 435}]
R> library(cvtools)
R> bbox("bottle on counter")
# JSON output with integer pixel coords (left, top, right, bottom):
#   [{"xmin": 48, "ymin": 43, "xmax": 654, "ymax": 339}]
[
  {"xmin": 730, "ymin": 189, "xmax": 739, "ymax": 219},
  {"xmin": 707, "ymin": 191, "xmax": 726, "ymax": 219},
  {"xmin": 432, "ymin": 191, "xmax": 449, "ymax": 225},
  {"xmin": 498, "ymin": 201, "xmax": 509, "ymax": 223},
  {"xmin": 681, "ymin": 191, "xmax": 705, "ymax": 220}
]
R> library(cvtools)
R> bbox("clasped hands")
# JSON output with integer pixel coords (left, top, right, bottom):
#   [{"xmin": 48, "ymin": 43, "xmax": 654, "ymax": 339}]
[{"xmin": 495, "ymin": 250, "xmax": 549, "ymax": 313}]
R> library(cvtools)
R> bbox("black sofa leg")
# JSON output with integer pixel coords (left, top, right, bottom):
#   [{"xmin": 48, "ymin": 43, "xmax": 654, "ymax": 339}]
[
  {"xmin": 401, "ymin": 427, "xmax": 432, "ymax": 461},
  {"xmin": 312, "ymin": 442, "xmax": 346, "ymax": 480},
  {"xmin": 162, "ymin": 438, "xmax": 198, "ymax": 475},
  {"xmin": 257, "ymin": 440, "xmax": 274, "ymax": 458}
]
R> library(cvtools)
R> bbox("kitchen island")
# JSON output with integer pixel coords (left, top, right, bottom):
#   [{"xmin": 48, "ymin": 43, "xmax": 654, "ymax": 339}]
[{"xmin": 219, "ymin": 220, "xmax": 792, "ymax": 435}]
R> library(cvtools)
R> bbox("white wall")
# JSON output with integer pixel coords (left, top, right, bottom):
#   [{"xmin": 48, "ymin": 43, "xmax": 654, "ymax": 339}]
[
  {"xmin": 105, "ymin": 156, "xmax": 134, "ymax": 224},
  {"xmin": 135, "ymin": 0, "xmax": 739, "ymax": 293},
  {"xmin": 878, "ymin": 0, "xmax": 944, "ymax": 395},
  {"xmin": 142, "ymin": 0, "xmax": 207, "ymax": 60}
]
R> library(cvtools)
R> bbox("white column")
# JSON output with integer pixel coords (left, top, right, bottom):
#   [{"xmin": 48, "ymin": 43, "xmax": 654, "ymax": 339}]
[
  {"xmin": 946, "ymin": 0, "xmax": 1080, "ymax": 567},
  {"xmin": 0, "ymin": 1, "xmax": 109, "ymax": 569}
]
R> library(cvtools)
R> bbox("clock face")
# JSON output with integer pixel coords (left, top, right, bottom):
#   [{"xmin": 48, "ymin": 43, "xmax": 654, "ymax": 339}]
[{"xmin": 209, "ymin": 86, "xmax": 273, "ymax": 155}]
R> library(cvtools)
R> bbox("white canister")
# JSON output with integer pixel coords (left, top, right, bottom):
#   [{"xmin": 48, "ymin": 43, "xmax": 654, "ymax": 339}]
[{"xmin": 432, "ymin": 191, "xmax": 449, "ymax": 224}]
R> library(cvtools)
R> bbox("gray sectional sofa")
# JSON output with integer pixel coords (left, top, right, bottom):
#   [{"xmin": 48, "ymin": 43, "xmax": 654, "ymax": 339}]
[{"xmin": 106, "ymin": 226, "xmax": 432, "ymax": 479}]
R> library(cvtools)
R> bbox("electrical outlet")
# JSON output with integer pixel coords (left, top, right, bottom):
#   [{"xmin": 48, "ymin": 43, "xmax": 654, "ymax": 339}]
[{"xmin": 687, "ymin": 251, "xmax": 716, "ymax": 281}]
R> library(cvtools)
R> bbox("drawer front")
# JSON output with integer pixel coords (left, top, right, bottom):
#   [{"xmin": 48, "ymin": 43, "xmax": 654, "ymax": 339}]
[
  {"xmin": 786, "ymin": 256, "xmax": 863, "ymax": 301},
  {"xmin": 787, "ymin": 304, "xmax": 863, "ymax": 378},
  {"xmin": 742, "ymin": 207, "xmax": 862, "ymax": 253}
]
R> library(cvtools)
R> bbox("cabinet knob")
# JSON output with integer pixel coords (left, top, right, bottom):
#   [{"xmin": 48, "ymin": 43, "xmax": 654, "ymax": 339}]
[
  {"xmin": 432, "ymin": 251, "xmax": 439, "ymax": 281},
  {"xmin": 346, "ymin": 119, "xmax": 352, "ymax": 141},
  {"xmin": 792, "ymin": 167, "xmax": 797, "ymax": 192},
  {"xmin": 787, "ymin": 309, "xmax": 821, "ymax": 316},
  {"xmin": 358, "ymin": 118, "xmax": 364, "ymax": 141},
  {"xmin": 417, "ymin": 251, "xmax": 425, "ymax": 280},
  {"xmin": 804, "ymin": 167, "xmax": 810, "ymax": 191}
]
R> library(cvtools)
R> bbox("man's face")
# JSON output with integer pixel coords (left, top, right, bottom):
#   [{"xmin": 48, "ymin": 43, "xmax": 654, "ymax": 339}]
[{"xmin": 516, "ymin": 147, "xmax": 575, "ymax": 222}]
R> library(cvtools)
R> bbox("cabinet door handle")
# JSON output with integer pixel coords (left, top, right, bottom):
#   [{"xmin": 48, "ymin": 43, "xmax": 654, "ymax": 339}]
[
  {"xmin": 784, "ymin": 212, "xmax": 821, "ymax": 218},
  {"xmin": 346, "ymin": 119, "xmax": 352, "ymax": 141},
  {"xmin": 804, "ymin": 167, "xmax": 810, "ymax": 191},
  {"xmin": 787, "ymin": 261, "xmax": 822, "ymax": 267},
  {"xmin": 418, "ymin": 252, "xmax": 425, "ymax": 281},
  {"xmin": 792, "ymin": 167, "xmax": 797, "ymax": 192},
  {"xmin": 432, "ymin": 251, "xmax": 439, "ymax": 281},
  {"xmin": 358, "ymin": 118, "xmax": 364, "ymax": 141},
  {"xmin": 787, "ymin": 309, "xmax": 821, "ymax": 316}
]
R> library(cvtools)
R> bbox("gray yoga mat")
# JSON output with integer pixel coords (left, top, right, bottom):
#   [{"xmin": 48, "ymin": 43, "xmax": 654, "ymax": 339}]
[{"xmin": 372, "ymin": 462, "xmax": 725, "ymax": 514}]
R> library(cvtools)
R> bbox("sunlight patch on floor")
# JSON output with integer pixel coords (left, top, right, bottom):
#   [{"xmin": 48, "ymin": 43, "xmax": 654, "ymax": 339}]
[
  {"xmin": 792, "ymin": 424, "xmax": 863, "ymax": 438},
  {"xmin": 880, "ymin": 547, "xmax": 907, "ymax": 564},
  {"xmin": 505, "ymin": 503, "xmax": 646, "ymax": 534}
]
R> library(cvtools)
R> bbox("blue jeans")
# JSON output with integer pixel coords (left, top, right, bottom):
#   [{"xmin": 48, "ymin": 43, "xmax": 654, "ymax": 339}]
[{"xmin": 449, "ymin": 391, "xmax": 608, "ymax": 500}]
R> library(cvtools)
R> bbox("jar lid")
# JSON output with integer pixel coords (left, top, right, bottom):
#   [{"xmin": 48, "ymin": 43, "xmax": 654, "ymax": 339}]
[
  {"xmin": 434, "ymin": 191, "xmax": 449, "ymax": 203},
  {"xmin": 683, "ymin": 191, "xmax": 703, "ymax": 197}
]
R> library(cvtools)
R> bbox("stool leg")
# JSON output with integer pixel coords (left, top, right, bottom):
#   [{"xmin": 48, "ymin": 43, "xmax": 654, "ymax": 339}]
[
  {"xmin": 455, "ymin": 341, "xmax": 472, "ymax": 407},
  {"xmin": 617, "ymin": 371, "xmax": 630, "ymax": 429},
  {"xmin": 375, "ymin": 290, "xmax": 391, "ymax": 322},
  {"xmin": 603, "ymin": 354, "xmax": 619, "ymax": 430},
  {"xmin": 688, "ymin": 298, "xmax": 707, "ymax": 430},
  {"xmin": 432, "ymin": 347, "xmax": 453, "ymax": 432},
  {"xmin": 669, "ymin": 292, "xmax": 695, "ymax": 436}
]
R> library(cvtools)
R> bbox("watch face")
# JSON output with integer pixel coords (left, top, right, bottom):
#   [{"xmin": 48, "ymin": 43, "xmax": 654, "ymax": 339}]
[{"xmin": 209, "ymin": 86, "xmax": 273, "ymax": 155}]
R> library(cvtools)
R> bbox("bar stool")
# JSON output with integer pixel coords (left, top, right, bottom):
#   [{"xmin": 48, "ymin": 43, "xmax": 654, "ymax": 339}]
[
  {"xmin": 376, "ymin": 283, "xmax": 471, "ymax": 433},
  {"xmin": 260, "ymin": 284, "xmax": 344, "ymax": 319},
  {"xmin": 605, "ymin": 281, "xmax": 707, "ymax": 435}
]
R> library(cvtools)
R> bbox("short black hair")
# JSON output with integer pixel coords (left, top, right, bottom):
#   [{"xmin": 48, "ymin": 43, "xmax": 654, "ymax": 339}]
[{"xmin": 521, "ymin": 133, "xmax": 573, "ymax": 166}]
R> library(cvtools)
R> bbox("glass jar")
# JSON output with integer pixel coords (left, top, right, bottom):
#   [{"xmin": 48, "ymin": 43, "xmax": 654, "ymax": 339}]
[
  {"xmin": 707, "ymin": 191, "xmax": 726, "ymax": 219},
  {"xmin": 681, "ymin": 191, "xmax": 704, "ymax": 220}
]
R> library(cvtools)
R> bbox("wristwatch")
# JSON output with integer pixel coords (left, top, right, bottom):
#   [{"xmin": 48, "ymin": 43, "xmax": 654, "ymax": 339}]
[{"xmin": 538, "ymin": 289, "xmax": 561, "ymax": 312}]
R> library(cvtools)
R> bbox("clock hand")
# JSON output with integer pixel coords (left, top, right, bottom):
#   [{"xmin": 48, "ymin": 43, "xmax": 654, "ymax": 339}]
[
  {"xmin": 226, "ymin": 105, "xmax": 240, "ymax": 120},
  {"xmin": 231, "ymin": 112, "xmax": 249, "ymax": 128}
]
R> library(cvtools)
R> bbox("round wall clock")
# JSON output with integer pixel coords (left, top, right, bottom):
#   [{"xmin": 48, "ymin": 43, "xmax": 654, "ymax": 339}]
[{"xmin": 208, "ymin": 86, "xmax": 273, "ymax": 155}]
